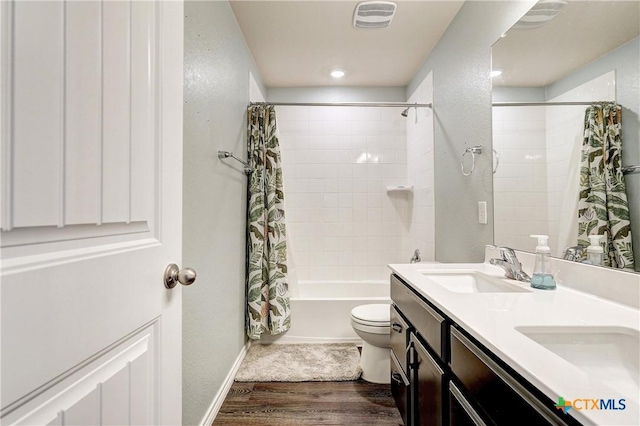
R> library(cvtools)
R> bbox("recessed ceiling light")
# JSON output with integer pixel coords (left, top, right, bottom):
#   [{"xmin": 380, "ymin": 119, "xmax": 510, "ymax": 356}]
[
  {"xmin": 491, "ymin": 68, "xmax": 503, "ymax": 77},
  {"xmin": 330, "ymin": 68, "xmax": 346, "ymax": 79}
]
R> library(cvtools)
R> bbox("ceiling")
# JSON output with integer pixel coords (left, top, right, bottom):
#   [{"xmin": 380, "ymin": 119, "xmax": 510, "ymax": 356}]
[
  {"xmin": 492, "ymin": 0, "xmax": 640, "ymax": 88},
  {"xmin": 230, "ymin": 0, "xmax": 464, "ymax": 88}
]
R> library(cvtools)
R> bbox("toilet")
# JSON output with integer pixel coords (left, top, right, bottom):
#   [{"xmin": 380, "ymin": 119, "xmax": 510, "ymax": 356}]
[{"xmin": 350, "ymin": 303, "xmax": 391, "ymax": 384}]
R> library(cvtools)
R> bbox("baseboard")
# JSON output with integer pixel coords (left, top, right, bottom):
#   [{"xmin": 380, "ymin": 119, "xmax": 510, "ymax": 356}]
[
  {"xmin": 199, "ymin": 341, "xmax": 251, "ymax": 426},
  {"xmin": 258, "ymin": 335, "xmax": 363, "ymax": 345}
]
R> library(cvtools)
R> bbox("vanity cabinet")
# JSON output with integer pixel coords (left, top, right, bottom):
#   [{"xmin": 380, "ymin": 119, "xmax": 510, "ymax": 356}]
[
  {"xmin": 391, "ymin": 274, "xmax": 449, "ymax": 426},
  {"xmin": 390, "ymin": 273, "xmax": 578, "ymax": 426}
]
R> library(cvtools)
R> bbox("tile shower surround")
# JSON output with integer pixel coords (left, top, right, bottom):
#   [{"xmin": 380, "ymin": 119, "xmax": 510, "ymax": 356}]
[
  {"xmin": 276, "ymin": 105, "xmax": 412, "ymax": 282},
  {"xmin": 493, "ymin": 72, "xmax": 615, "ymax": 255}
]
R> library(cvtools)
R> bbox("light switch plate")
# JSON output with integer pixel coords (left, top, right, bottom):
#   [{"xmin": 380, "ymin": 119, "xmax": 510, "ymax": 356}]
[{"xmin": 478, "ymin": 201, "xmax": 487, "ymax": 224}]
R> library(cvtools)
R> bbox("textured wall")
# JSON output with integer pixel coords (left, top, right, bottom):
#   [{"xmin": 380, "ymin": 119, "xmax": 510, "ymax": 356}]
[
  {"xmin": 183, "ymin": 1, "xmax": 265, "ymax": 424},
  {"xmin": 407, "ymin": 1, "xmax": 536, "ymax": 263}
]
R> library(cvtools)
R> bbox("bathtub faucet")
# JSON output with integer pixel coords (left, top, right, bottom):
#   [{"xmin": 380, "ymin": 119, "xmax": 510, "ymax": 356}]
[{"xmin": 410, "ymin": 249, "xmax": 421, "ymax": 264}]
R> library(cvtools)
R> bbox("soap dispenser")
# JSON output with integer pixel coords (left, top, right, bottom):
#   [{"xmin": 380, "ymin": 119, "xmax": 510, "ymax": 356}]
[
  {"xmin": 586, "ymin": 235, "xmax": 604, "ymax": 266},
  {"xmin": 529, "ymin": 235, "xmax": 556, "ymax": 290}
]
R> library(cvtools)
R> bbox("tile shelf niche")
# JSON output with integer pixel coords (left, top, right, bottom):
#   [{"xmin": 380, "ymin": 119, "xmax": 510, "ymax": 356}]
[{"xmin": 386, "ymin": 185, "xmax": 414, "ymax": 194}]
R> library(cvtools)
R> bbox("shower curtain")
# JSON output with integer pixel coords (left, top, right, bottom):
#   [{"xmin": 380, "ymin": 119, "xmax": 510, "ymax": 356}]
[
  {"xmin": 246, "ymin": 104, "xmax": 291, "ymax": 339},
  {"xmin": 578, "ymin": 103, "xmax": 635, "ymax": 270}
]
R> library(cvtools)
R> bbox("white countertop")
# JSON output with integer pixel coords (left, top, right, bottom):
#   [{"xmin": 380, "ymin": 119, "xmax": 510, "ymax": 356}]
[{"xmin": 389, "ymin": 262, "xmax": 640, "ymax": 426}]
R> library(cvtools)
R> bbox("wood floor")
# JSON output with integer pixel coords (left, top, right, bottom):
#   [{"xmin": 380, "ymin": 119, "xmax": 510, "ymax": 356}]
[{"xmin": 213, "ymin": 380, "xmax": 403, "ymax": 425}]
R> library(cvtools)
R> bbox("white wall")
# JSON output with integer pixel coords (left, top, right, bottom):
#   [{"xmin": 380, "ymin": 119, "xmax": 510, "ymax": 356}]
[
  {"xmin": 405, "ymin": 72, "xmax": 435, "ymax": 261},
  {"xmin": 277, "ymin": 105, "xmax": 410, "ymax": 281}
]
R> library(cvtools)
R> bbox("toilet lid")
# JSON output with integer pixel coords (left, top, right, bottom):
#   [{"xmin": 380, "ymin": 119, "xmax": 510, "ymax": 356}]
[{"xmin": 350, "ymin": 304, "xmax": 390, "ymax": 324}]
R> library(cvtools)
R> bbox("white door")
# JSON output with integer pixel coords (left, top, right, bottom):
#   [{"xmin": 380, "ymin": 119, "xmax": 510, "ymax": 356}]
[{"xmin": 0, "ymin": 1, "xmax": 183, "ymax": 424}]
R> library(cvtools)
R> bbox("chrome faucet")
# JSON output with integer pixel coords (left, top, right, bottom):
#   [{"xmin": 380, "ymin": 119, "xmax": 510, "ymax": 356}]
[
  {"xmin": 410, "ymin": 249, "xmax": 421, "ymax": 264},
  {"xmin": 563, "ymin": 245, "xmax": 587, "ymax": 262},
  {"xmin": 489, "ymin": 246, "xmax": 531, "ymax": 282}
]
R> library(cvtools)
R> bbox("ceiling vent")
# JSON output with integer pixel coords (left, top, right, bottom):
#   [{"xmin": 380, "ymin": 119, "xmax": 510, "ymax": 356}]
[
  {"xmin": 512, "ymin": 0, "xmax": 568, "ymax": 30},
  {"xmin": 353, "ymin": 1, "xmax": 397, "ymax": 29}
]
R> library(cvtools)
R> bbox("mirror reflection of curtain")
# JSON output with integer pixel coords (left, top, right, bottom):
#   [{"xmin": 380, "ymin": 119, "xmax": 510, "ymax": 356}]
[
  {"xmin": 578, "ymin": 103, "xmax": 635, "ymax": 270},
  {"xmin": 246, "ymin": 105, "xmax": 291, "ymax": 339}
]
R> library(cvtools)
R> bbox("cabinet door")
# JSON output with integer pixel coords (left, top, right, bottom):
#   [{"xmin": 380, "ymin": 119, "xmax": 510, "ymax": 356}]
[
  {"xmin": 410, "ymin": 333, "xmax": 445, "ymax": 426},
  {"xmin": 449, "ymin": 382, "xmax": 491, "ymax": 426},
  {"xmin": 391, "ymin": 350, "xmax": 411, "ymax": 426}
]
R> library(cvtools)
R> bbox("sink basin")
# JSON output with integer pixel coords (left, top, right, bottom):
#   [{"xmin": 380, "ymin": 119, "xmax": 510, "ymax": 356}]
[
  {"xmin": 419, "ymin": 270, "xmax": 530, "ymax": 293},
  {"xmin": 516, "ymin": 326, "xmax": 640, "ymax": 394}
]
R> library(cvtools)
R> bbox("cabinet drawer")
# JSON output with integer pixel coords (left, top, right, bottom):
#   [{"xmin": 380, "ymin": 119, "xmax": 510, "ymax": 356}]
[
  {"xmin": 391, "ymin": 274, "xmax": 446, "ymax": 360},
  {"xmin": 391, "ymin": 350, "xmax": 411, "ymax": 426},
  {"xmin": 391, "ymin": 304, "xmax": 411, "ymax": 374},
  {"xmin": 449, "ymin": 327, "xmax": 569, "ymax": 426}
]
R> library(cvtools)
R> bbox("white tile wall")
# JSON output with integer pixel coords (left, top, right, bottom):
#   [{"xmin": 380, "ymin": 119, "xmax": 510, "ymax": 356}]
[
  {"xmin": 493, "ymin": 106, "xmax": 549, "ymax": 252},
  {"xmin": 546, "ymin": 71, "xmax": 615, "ymax": 256},
  {"xmin": 405, "ymin": 72, "xmax": 435, "ymax": 262},
  {"xmin": 277, "ymin": 105, "xmax": 410, "ymax": 282},
  {"xmin": 493, "ymin": 71, "xmax": 615, "ymax": 255}
]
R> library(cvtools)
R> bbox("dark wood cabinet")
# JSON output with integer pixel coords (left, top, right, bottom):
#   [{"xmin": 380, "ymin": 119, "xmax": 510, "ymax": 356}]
[
  {"xmin": 449, "ymin": 327, "xmax": 569, "ymax": 426},
  {"xmin": 392, "ymin": 350, "xmax": 411, "ymax": 426},
  {"xmin": 390, "ymin": 273, "xmax": 581, "ymax": 426},
  {"xmin": 448, "ymin": 382, "xmax": 491, "ymax": 426},
  {"xmin": 409, "ymin": 333, "xmax": 446, "ymax": 426},
  {"xmin": 391, "ymin": 274, "xmax": 447, "ymax": 359},
  {"xmin": 391, "ymin": 304, "xmax": 411, "ymax": 373}
]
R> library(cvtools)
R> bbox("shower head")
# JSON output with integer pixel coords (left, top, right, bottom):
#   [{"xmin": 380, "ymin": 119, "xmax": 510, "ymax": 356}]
[{"xmin": 400, "ymin": 107, "xmax": 409, "ymax": 117}]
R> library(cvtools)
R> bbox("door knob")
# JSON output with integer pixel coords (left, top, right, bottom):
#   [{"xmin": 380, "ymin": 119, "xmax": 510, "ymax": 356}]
[{"xmin": 164, "ymin": 263, "xmax": 197, "ymax": 289}]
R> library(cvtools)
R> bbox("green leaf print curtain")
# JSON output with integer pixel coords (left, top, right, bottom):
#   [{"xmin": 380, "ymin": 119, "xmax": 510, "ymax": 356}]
[
  {"xmin": 578, "ymin": 103, "xmax": 635, "ymax": 270},
  {"xmin": 246, "ymin": 105, "xmax": 290, "ymax": 339}
]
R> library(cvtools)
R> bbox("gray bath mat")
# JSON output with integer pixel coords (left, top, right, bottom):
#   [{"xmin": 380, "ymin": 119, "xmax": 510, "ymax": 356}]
[{"xmin": 234, "ymin": 343, "xmax": 362, "ymax": 382}]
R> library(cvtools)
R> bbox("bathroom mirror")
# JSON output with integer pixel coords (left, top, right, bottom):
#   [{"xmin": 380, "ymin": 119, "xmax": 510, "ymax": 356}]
[{"xmin": 491, "ymin": 0, "xmax": 640, "ymax": 272}]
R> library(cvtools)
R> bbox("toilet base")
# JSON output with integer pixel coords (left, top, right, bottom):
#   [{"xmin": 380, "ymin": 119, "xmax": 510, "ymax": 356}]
[{"xmin": 359, "ymin": 341, "xmax": 390, "ymax": 384}]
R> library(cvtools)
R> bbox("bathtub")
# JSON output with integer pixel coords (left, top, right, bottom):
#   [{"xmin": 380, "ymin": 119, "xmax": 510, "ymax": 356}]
[{"xmin": 259, "ymin": 281, "xmax": 391, "ymax": 344}]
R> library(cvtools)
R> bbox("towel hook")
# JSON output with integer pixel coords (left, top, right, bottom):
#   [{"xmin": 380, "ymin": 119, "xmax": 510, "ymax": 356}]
[{"xmin": 461, "ymin": 145, "xmax": 483, "ymax": 176}]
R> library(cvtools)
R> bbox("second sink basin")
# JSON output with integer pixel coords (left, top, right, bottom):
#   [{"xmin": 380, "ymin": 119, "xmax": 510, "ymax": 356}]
[
  {"xmin": 516, "ymin": 326, "xmax": 640, "ymax": 394},
  {"xmin": 419, "ymin": 270, "xmax": 530, "ymax": 293}
]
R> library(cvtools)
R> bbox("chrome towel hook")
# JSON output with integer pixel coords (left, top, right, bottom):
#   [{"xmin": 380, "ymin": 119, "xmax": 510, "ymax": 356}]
[{"xmin": 461, "ymin": 145, "xmax": 483, "ymax": 176}]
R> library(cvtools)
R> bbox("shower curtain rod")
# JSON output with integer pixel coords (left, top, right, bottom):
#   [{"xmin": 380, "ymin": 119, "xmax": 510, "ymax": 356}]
[
  {"xmin": 492, "ymin": 101, "xmax": 611, "ymax": 107},
  {"xmin": 250, "ymin": 101, "xmax": 432, "ymax": 108}
]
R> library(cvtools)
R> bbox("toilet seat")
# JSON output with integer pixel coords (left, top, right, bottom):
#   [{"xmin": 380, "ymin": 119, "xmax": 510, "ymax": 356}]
[{"xmin": 350, "ymin": 304, "xmax": 390, "ymax": 327}]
